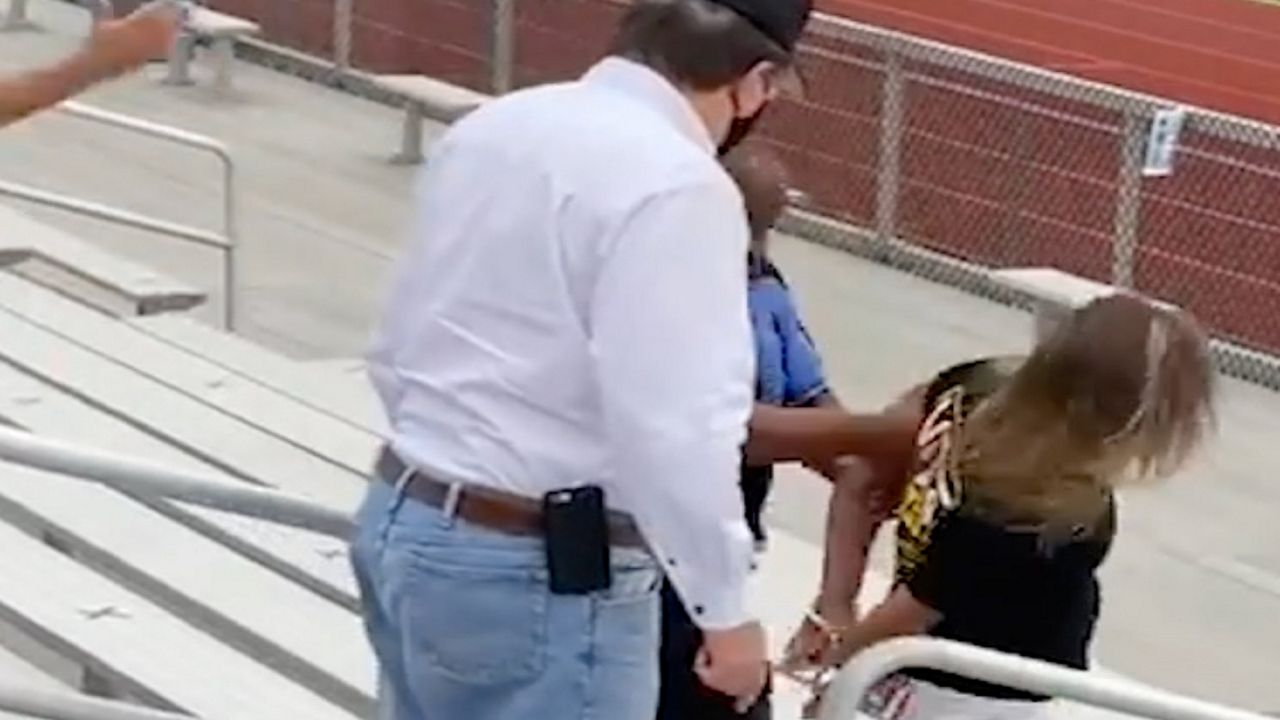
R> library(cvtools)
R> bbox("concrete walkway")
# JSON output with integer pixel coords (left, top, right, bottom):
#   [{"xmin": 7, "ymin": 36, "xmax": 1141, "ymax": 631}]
[{"xmin": 2, "ymin": 2, "xmax": 1279, "ymax": 714}]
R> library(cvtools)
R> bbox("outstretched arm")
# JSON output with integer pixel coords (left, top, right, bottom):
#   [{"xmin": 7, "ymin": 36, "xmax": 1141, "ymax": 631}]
[
  {"xmin": 0, "ymin": 2, "xmax": 177, "ymax": 127},
  {"xmin": 745, "ymin": 404, "xmax": 916, "ymax": 466},
  {"xmin": 781, "ymin": 384, "xmax": 926, "ymax": 670}
]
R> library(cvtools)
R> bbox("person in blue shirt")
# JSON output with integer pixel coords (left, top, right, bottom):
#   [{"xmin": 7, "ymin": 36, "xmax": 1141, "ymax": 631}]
[
  {"xmin": 658, "ymin": 147, "xmax": 837, "ymax": 720},
  {"xmin": 736, "ymin": 149, "xmax": 838, "ymax": 550}
]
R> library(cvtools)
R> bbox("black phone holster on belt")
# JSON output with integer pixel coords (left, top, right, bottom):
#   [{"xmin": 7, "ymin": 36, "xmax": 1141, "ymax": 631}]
[{"xmin": 542, "ymin": 486, "xmax": 612, "ymax": 595}]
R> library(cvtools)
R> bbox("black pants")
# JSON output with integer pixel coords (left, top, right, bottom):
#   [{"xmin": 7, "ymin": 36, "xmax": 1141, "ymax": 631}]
[
  {"xmin": 740, "ymin": 464, "xmax": 774, "ymax": 543},
  {"xmin": 657, "ymin": 581, "xmax": 772, "ymax": 720}
]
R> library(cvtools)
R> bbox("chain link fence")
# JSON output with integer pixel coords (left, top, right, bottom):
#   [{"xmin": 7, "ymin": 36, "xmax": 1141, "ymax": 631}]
[{"xmin": 207, "ymin": 0, "xmax": 1280, "ymax": 371}]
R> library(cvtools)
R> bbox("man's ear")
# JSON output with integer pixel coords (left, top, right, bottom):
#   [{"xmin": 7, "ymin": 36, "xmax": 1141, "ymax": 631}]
[
  {"xmin": 756, "ymin": 59, "xmax": 805, "ymax": 101},
  {"xmin": 731, "ymin": 61, "xmax": 776, "ymax": 116}
]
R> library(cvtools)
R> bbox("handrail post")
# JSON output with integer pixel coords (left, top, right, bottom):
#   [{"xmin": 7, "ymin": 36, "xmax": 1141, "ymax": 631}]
[
  {"xmin": 85, "ymin": 0, "xmax": 112, "ymax": 23},
  {"xmin": 489, "ymin": 0, "xmax": 516, "ymax": 94},
  {"xmin": 222, "ymin": 150, "xmax": 238, "ymax": 330},
  {"xmin": 50, "ymin": 102, "xmax": 239, "ymax": 329},
  {"xmin": 2, "ymin": 0, "xmax": 34, "ymax": 31}
]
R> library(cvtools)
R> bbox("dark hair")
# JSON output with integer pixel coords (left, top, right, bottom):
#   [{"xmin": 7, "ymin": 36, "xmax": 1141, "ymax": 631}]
[
  {"xmin": 609, "ymin": 0, "xmax": 791, "ymax": 91},
  {"xmin": 722, "ymin": 147, "xmax": 788, "ymax": 241}
]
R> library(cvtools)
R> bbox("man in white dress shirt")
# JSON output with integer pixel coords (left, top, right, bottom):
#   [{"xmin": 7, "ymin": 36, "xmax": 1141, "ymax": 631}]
[{"xmin": 352, "ymin": 0, "xmax": 812, "ymax": 717}]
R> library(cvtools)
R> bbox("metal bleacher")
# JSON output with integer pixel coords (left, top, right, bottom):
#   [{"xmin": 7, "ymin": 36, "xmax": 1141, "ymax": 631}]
[{"xmin": 0, "ymin": 211, "xmax": 378, "ymax": 716}]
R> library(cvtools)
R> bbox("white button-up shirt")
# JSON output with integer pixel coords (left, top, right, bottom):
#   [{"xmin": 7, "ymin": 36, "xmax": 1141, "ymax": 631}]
[{"xmin": 368, "ymin": 57, "xmax": 756, "ymax": 629}]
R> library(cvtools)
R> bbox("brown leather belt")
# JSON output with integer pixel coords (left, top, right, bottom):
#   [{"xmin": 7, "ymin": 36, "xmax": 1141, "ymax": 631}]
[{"xmin": 375, "ymin": 447, "xmax": 646, "ymax": 549}]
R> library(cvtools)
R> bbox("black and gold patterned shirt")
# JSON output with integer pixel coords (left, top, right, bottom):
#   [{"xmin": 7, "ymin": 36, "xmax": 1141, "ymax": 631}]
[{"xmin": 892, "ymin": 357, "xmax": 1116, "ymax": 701}]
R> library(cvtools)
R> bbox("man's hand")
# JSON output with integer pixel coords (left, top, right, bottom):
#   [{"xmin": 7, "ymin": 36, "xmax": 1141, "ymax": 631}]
[
  {"xmin": 696, "ymin": 621, "xmax": 769, "ymax": 712},
  {"xmin": 86, "ymin": 2, "xmax": 181, "ymax": 78}
]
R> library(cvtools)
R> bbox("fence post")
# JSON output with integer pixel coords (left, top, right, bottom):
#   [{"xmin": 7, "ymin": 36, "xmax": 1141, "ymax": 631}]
[
  {"xmin": 875, "ymin": 50, "xmax": 906, "ymax": 256},
  {"xmin": 334, "ymin": 0, "xmax": 353, "ymax": 71},
  {"xmin": 1112, "ymin": 110, "xmax": 1146, "ymax": 289},
  {"xmin": 489, "ymin": 0, "xmax": 516, "ymax": 95},
  {"xmin": 2, "ymin": 0, "xmax": 33, "ymax": 31}
]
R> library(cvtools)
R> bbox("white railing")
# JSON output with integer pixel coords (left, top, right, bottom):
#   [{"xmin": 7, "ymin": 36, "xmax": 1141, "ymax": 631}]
[
  {"xmin": 0, "ymin": 422, "xmax": 1271, "ymax": 720},
  {"xmin": 0, "ymin": 102, "xmax": 241, "ymax": 329},
  {"xmin": 820, "ymin": 637, "xmax": 1272, "ymax": 720},
  {"xmin": 0, "ymin": 425, "xmax": 350, "ymax": 719},
  {"xmin": 0, "ymin": 425, "xmax": 350, "ymax": 539},
  {"xmin": 0, "ymin": 679, "xmax": 192, "ymax": 720}
]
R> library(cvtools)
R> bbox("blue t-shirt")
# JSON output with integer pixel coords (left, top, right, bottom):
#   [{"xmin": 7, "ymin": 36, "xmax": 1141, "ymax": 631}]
[{"xmin": 748, "ymin": 264, "xmax": 828, "ymax": 407}]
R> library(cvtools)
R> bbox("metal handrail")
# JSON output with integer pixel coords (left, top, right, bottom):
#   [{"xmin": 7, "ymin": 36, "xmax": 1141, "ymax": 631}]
[
  {"xmin": 819, "ymin": 637, "xmax": 1271, "ymax": 720},
  {"xmin": 0, "ymin": 425, "xmax": 353, "ymax": 539},
  {"xmin": 42, "ymin": 101, "xmax": 240, "ymax": 330},
  {"xmin": 0, "ymin": 180, "xmax": 228, "ymax": 251},
  {"xmin": 0, "ymin": 679, "xmax": 192, "ymax": 720}
]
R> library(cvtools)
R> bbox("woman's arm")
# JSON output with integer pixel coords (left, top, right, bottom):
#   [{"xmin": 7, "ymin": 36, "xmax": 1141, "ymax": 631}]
[
  {"xmin": 0, "ymin": 3, "xmax": 176, "ymax": 127},
  {"xmin": 815, "ymin": 459, "xmax": 879, "ymax": 620},
  {"xmin": 812, "ymin": 384, "xmax": 927, "ymax": 608},
  {"xmin": 828, "ymin": 586, "xmax": 941, "ymax": 666}
]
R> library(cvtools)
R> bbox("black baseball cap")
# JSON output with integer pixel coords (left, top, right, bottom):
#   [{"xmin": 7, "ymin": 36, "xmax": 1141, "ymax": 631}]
[{"xmin": 706, "ymin": 0, "xmax": 813, "ymax": 53}]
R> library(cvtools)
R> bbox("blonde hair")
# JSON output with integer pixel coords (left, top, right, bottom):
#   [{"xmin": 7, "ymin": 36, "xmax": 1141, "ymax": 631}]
[{"xmin": 957, "ymin": 294, "xmax": 1215, "ymax": 537}]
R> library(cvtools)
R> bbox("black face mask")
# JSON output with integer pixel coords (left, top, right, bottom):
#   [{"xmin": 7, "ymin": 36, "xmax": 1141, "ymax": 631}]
[{"xmin": 718, "ymin": 107, "xmax": 766, "ymax": 157}]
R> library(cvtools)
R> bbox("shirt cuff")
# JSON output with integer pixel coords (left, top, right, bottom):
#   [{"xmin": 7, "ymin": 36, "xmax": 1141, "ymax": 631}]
[
  {"xmin": 674, "ymin": 570, "xmax": 752, "ymax": 630},
  {"xmin": 662, "ymin": 526, "xmax": 755, "ymax": 630}
]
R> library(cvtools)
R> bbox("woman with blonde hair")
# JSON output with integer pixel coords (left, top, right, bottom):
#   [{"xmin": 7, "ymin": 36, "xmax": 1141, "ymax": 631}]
[{"xmin": 784, "ymin": 292, "xmax": 1216, "ymax": 719}]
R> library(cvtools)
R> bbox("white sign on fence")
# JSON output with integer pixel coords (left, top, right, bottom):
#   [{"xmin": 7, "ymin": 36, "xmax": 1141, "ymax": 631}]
[{"xmin": 1142, "ymin": 106, "xmax": 1188, "ymax": 178}]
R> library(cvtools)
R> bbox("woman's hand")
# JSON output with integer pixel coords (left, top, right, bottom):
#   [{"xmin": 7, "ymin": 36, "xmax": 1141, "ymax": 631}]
[
  {"xmin": 782, "ymin": 608, "xmax": 848, "ymax": 720},
  {"xmin": 779, "ymin": 603, "xmax": 856, "ymax": 677}
]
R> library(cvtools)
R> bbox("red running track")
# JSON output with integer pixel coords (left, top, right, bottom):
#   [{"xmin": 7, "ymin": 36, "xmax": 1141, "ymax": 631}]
[{"xmin": 818, "ymin": 0, "xmax": 1280, "ymax": 123}]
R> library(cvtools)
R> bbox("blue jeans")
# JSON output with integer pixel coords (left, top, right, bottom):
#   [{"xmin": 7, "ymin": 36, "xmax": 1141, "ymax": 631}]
[{"xmin": 351, "ymin": 478, "xmax": 662, "ymax": 720}]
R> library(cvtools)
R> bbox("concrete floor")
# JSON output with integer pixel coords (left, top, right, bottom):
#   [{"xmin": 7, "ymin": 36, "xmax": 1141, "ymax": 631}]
[{"xmin": 2, "ymin": 2, "xmax": 1279, "ymax": 714}]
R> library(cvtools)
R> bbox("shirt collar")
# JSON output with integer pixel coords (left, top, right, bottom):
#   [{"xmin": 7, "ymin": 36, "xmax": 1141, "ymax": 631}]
[{"xmin": 582, "ymin": 57, "xmax": 715, "ymax": 154}]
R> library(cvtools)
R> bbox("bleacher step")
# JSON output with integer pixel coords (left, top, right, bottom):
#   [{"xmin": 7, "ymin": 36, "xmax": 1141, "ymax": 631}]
[
  {"xmin": 0, "ymin": 280, "xmax": 360, "ymax": 603},
  {"xmin": 0, "ymin": 275, "xmax": 366, "ymax": 509},
  {"xmin": 0, "ymin": 273, "xmax": 380, "ymax": 475},
  {"xmin": 0, "ymin": 519, "xmax": 359, "ymax": 720},
  {"xmin": 0, "ymin": 364, "xmax": 375, "ymax": 713},
  {"xmin": 130, "ymin": 314, "xmax": 386, "ymax": 435},
  {"xmin": 0, "ymin": 204, "xmax": 206, "ymax": 316}
]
